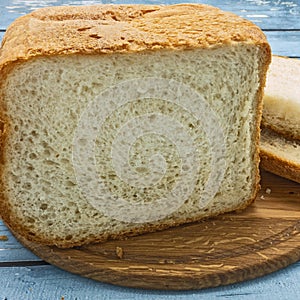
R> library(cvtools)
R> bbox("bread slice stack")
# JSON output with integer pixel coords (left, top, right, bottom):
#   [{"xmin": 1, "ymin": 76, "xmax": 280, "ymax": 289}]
[
  {"xmin": 260, "ymin": 56, "xmax": 300, "ymax": 183},
  {"xmin": 0, "ymin": 4, "xmax": 271, "ymax": 247}
]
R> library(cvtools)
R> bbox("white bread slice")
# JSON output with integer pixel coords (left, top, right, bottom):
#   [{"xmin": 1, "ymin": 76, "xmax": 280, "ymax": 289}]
[
  {"xmin": 260, "ymin": 127, "xmax": 300, "ymax": 184},
  {"xmin": 260, "ymin": 56, "xmax": 300, "ymax": 183},
  {"xmin": 0, "ymin": 4, "xmax": 271, "ymax": 248},
  {"xmin": 262, "ymin": 56, "xmax": 300, "ymax": 140}
]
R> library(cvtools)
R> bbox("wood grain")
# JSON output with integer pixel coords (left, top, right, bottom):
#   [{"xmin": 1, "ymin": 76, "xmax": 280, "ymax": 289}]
[{"xmin": 13, "ymin": 170, "xmax": 300, "ymax": 290}]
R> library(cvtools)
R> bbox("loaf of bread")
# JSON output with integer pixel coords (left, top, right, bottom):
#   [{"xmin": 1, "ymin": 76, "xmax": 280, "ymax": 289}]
[
  {"xmin": 260, "ymin": 56, "xmax": 300, "ymax": 183},
  {"xmin": 0, "ymin": 4, "xmax": 271, "ymax": 248},
  {"xmin": 262, "ymin": 56, "xmax": 300, "ymax": 140}
]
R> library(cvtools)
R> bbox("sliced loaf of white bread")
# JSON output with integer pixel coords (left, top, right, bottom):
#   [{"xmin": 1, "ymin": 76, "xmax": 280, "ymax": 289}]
[{"xmin": 0, "ymin": 4, "xmax": 271, "ymax": 248}]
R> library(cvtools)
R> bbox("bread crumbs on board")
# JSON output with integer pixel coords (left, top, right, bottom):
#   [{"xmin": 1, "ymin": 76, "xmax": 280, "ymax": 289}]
[
  {"xmin": 116, "ymin": 246, "xmax": 124, "ymax": 259},
  {"xmin": 265, "ymin": 188, "xmax": 272, "ymax": 194},
  {"xmin": 0, "ymin": 235, "xmax": 8, "ymax": 241}
]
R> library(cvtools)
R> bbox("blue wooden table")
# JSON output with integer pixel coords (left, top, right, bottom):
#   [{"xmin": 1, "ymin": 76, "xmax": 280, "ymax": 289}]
[{"xmin": 0, "ymin": 1, "xmax": 299, "ymax": 299}]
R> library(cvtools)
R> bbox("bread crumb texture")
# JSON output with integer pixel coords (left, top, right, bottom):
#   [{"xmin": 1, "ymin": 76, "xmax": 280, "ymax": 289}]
[
  {"xmin": 262, "ymin": 56, "xmax": 300, "ymax": 140},
  {"xmin": 261, "ymin": 128, "xmax": 300, "ymax": 163}
]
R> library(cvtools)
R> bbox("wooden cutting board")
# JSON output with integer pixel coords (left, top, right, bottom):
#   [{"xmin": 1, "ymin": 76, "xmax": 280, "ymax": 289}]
[{"xmin": 15, "ymin": 170, "xmax": 300, "ymax": 290}]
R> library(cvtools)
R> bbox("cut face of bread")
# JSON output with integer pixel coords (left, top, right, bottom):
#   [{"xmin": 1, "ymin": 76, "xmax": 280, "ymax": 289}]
[
  {"xmin": 262, "ymin": 56, "xmax": 300, "ymax": 140},
  {"xmin": 0, "ymin": 4, "xmax": 271, "ymax": 247},
  {"xmin": 0, "ymin": 48, "xmax": 263, "ymax": 246}
]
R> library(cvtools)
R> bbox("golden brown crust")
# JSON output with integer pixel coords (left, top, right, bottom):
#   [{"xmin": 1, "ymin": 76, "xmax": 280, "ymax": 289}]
[
  {"xmin": 1, "ymin": 4, "xmax": 269, "ymax": 72},
  {"xmin": 260, "ymin": 143, "xmax": 300, "ymax": 184},
  {"xmin": 0, "ymin": 4, "xmax": 271, "ymax": 248},
  {"xmin": 251, "ymin": 41, "xmax": 272, "ymax": 210}
]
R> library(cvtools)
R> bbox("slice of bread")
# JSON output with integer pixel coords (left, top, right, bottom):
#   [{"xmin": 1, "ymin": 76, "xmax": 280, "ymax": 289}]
[
  {"xmin": 260, "ymin": 127, "xmax": 300, "ymax": 183},
  {"xmin": 262, "ymin": 56, "xmax": 300, "ymax": 140},
  {"xmin": 0, "ymin": 4, "xmax": 271, "ymax": 248},
  {"xmin": 260, "ymin": 56, "xmax": 300, "ymax": 183}
]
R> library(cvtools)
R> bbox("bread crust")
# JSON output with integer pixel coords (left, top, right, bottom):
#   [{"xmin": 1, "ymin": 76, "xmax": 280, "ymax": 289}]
[
  {"xmin": 7, "ymin": 193, "xmax": 259, "ymax": 249},
  {"xmin": 262, "ymin": 121, "xmax": 300, "ymax": 141},
  {"xmin": 1, "ymin": 4, "xmax": 270, "ymax": 71},
  {"xmin": 0, "ymin": 4, "xmax": 271, "ymax": 248},
  {"xmin": 260, "ymin": 129, "xmax": 300, "ymax": 184},
  {"xmin": 260, "ymin": 150, "xmax": 300, "ymax": 184}
]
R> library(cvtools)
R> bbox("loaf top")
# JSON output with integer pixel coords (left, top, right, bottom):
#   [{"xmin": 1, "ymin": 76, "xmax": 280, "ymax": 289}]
[{"xmin": 0, "ymin": 4, "xmax": 269, "ymax": 71}]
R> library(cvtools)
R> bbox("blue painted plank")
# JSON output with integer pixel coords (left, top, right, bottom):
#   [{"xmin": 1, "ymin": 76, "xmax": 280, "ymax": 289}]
[
  {"xmin": 0, "ymin": 263, "xmax": 299, "ymax": 300},
  {"xmin": 0, "ymin": 31, "xmax": 4, "ymax": 43},
  {"xmin": 266, "ymin": 31, "xmax": 300, "ymax": 57},
  {"xmin": 0, "ymin": 221, "xmax": 41, "ymax": 262},
  {"xmin": 0, "ymin": 0, "xmax": 300, "ymax": 29}
]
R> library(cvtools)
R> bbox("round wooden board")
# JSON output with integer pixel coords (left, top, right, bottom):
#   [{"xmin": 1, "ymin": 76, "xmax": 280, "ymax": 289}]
[{"xmin": 15, "ymin": 170, "xmax": 300, "ymax": 290}]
